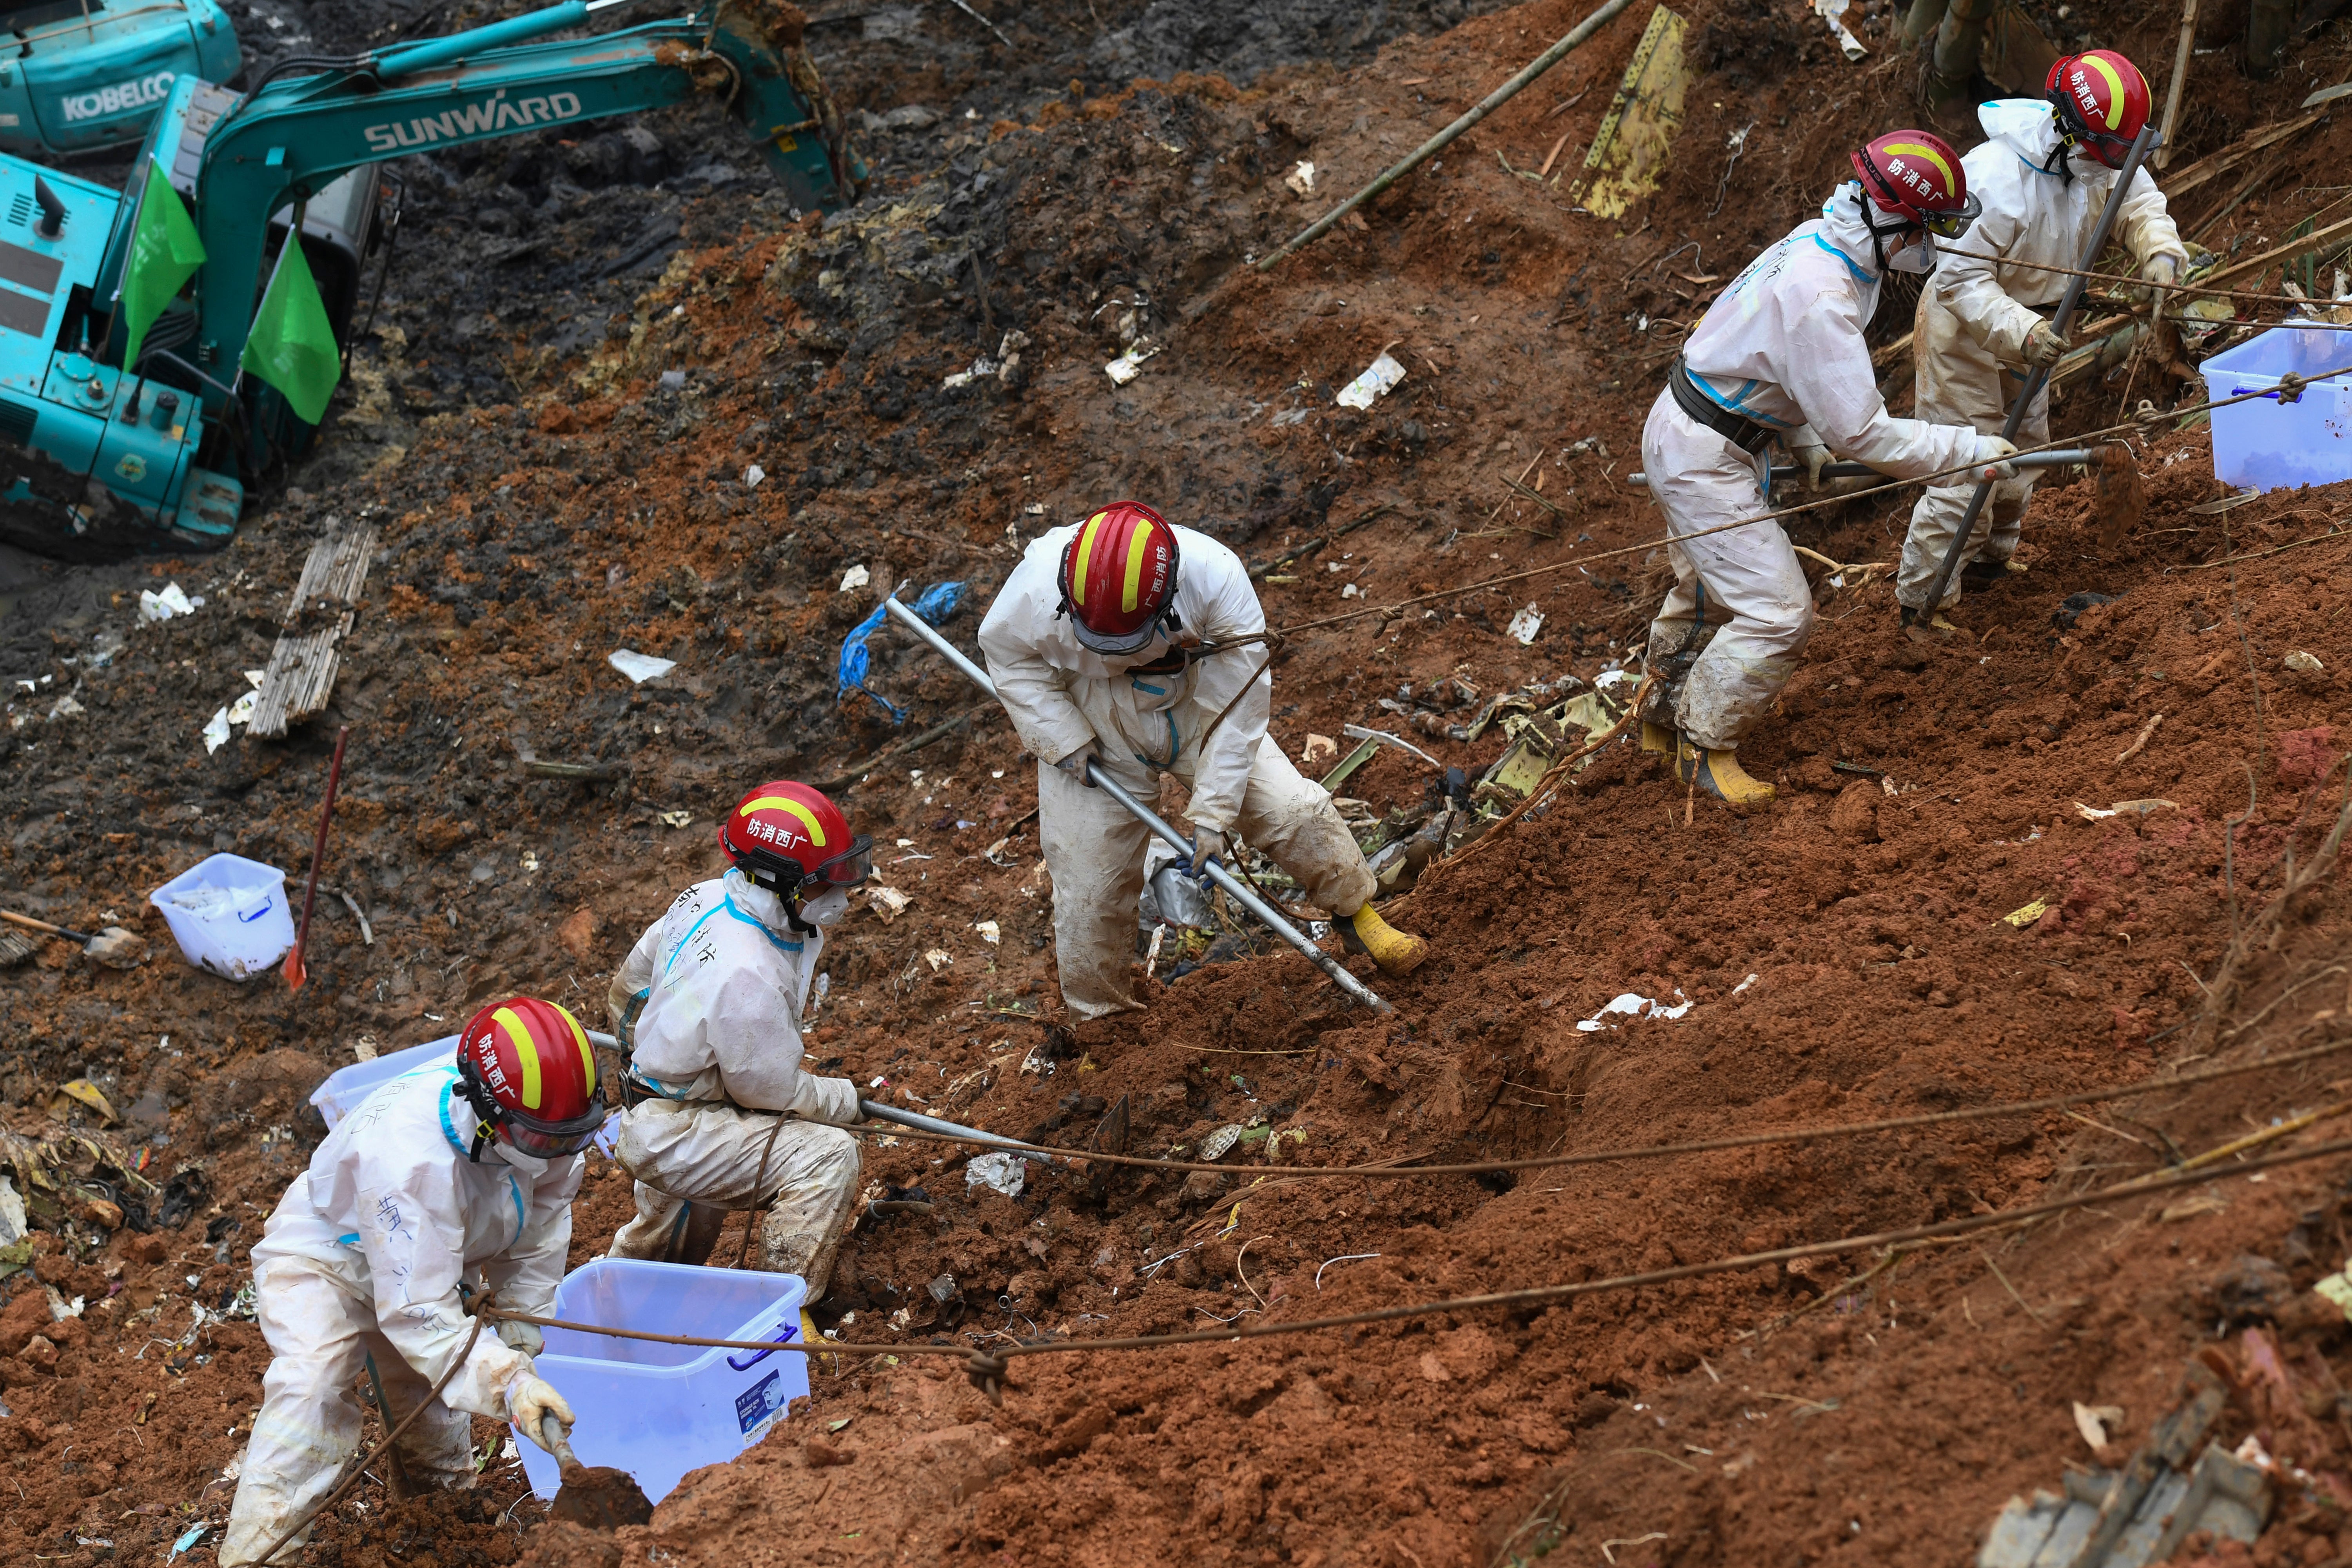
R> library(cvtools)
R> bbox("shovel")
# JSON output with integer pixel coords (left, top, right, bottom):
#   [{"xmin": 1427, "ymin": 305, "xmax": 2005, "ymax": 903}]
[
  {"xmin": 0, "ymin": 909, "xmax": 147, "ymax": 969},
  {"xmin": 534, "ymin": 1412, "xmax": 655, "ymax": 1530}
]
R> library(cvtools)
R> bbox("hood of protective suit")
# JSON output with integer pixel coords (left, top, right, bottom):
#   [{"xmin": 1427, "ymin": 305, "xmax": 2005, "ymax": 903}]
[
  {"xmin": 1815, "ymin": 181, "xmax": 1936, "ymax": 276},
  {"xmin": 1980, "ymin": 98, "xmax": 2111, "ymax": 183}
]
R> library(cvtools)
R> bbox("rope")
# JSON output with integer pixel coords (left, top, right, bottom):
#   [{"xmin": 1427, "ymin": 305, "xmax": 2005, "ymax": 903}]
[
  {"xmin": 846, "ymin": 1034, "xmax": 2352, "ymax": 1178},
  {"xmin": 1929, "ymin": 241, "xmax": 2349, "ymax": 307},
  {"xmin": 1267, "ymin": 362, "xmax": 2352, "ymax": 639},
  {"xmin": 246, "ymin": 1314, "xmax": 485, "ymax": 1566},
  {"xmin": 480, "ymin": 1131, "xmax": 2352, "ymax": 1390}
]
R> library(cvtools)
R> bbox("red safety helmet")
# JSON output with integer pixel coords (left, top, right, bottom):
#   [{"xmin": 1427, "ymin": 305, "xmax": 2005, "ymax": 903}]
[
  {"xmin": 1851, "ymin": 129, "xmax": 1980, "ymax": 239},
  {"xmin": 2046, "ymin": 50, "xmax": 2152, "ymax": 169},
  {"xmin": 1056, "ymin": 501, "xmax": 1180, "ymax": 656},
  {"xmin": 719, "ymin": 779, "xmax": 872, "ymax": 897},
  {"xmin": 455, "ymin": 997, "xmax": 604, "ymax": 1160}
]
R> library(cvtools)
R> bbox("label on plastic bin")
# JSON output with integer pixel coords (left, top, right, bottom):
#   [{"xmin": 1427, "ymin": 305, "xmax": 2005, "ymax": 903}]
[{"xmin": 735, "ymin": 1370, "xmax": 787, "ymax": 1440}]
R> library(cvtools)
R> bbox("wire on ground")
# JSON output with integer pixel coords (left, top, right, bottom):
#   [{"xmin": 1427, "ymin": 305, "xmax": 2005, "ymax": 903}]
[
  {"xmin": 490, "ymin": 1130, "xmax": 2352, "ymax": 1400},
  {"xmin": 843, "ymin": 1034, "xmax": 2352, "ymax": 1179}
]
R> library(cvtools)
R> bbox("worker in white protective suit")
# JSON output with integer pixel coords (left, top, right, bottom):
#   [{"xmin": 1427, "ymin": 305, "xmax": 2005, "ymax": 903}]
[
  {"xmin": 978, "ymin": 501, "xmax": 1427, "ymax": 1021},
  {"xmin": 604, "ymin": 779, "xmax": 868, "ymax": 1296},
  {"xmin": 1639, "ymin": 129, "xmax": 2019, "ymax": 806},
  {"xmin": 221, "ymin": 997, "xmax": 604, "ymax": 1566},
  {"xmin": 1898, "ymin": 50, "xmax": 2185, "ymax": 627}
]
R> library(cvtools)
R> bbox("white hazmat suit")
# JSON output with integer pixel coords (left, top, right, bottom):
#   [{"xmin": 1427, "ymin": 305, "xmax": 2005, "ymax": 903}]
[
  {"xmin": 220, "ymin": 1065, "xmax": 580, "ymax": 1566},
  {"xmin": 979, "ymin": 523, "xmax": 1377, "ymax": 1020},
  {"xmin": 1899, "ymin": 100, "xmax": 2185, "ymax": 609},
  {"xmin": 606, "ymin": 870, "xmax": 862, "ymax": 1290},
  {"xmin": 1642, "ymin": 184, "xmax": 2000, "ymax": 751}
]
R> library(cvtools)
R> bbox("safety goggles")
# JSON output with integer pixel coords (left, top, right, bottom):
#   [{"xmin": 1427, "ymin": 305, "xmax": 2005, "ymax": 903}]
[
  {"xmin": 499, "ymin": 1100, "xmax": 609, "ymax": 1158},
  {"xmin": 1914, "ymin": 189, "xmax": 1982, "ymax": 240},
  {"xmin": 810, "ymin": 835, "xmax": 875, "ymax": 888}
]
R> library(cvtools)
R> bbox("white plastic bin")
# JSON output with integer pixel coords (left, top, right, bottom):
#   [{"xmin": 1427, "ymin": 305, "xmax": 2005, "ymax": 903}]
[
  {"xmin": 309, "ymin": 1037, "xmax": 458, "ymax": 1130},
  {"xmin": 517, "ymin": 1258, "xmax": 808, "ymax": 1504},
  {"xmin": 2203, "ymin": 325, "xmax": 2352, "ymax": 493},
  {"xmin": 147, "ymin": 853, "xmax": 297, "ymax": 981}
]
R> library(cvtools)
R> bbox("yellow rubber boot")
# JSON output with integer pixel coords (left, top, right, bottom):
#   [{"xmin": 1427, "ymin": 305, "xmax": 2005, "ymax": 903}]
[
  {"xmin": 1641, "ymin": 720, "xmax": 1677, "ymax": 754},
  {"xmin": 1342, "ymin": 904, "xmax": 1430, "ymax": 975},
  {"xmin": 1675, "ymin": 737, "xmax": 1775, "ymax": 808}
]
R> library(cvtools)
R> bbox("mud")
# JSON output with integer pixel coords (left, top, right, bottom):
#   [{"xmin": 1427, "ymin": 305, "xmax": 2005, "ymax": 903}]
[{"xmin": 8, "ymin": 0, "xmax": 2352, "ymax": 1563}]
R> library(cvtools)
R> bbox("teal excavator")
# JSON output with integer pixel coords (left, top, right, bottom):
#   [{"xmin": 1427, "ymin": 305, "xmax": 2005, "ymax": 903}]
[{"xmin": 0, "ymin": 0, "xmax": 862, "ymax": 560}]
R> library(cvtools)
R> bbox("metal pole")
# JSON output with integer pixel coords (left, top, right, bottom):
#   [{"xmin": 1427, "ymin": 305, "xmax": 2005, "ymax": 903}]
[
  {"xmin": 1916, "ymin": 123, "xmax": 2158, "ymax": 621},
  {"xmin": 1254, "ymin": 0, "xmax": 1640, "ymax": 272},
  {"xmin": 1628, "ymin": 449, "xmax": 2097, "ymax": 487},
  {"xmin": 882, "ymin": 598, "xmax": 1394, "ymax": 1014},
  {"xmin": 859, "ymin": 1099, "xmax": 1054, "ymax": 1155}
]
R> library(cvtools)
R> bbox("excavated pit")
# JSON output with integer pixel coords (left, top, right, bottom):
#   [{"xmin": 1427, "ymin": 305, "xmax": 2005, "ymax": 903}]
[{"xmin": 7, "ymin": 0, "xmax": 2352, "ymax": 1564}]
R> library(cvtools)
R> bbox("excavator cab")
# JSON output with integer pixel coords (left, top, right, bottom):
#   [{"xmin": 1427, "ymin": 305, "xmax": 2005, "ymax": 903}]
[{"xmin": 0, "ymin": 0, "xmax": 240, "ymax": 158}]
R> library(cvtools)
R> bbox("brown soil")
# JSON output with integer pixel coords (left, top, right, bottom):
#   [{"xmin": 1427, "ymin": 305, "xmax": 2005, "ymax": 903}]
[{"xmin": 9, "ymin": 0, "xmax": 2352, "ymax": 1564}]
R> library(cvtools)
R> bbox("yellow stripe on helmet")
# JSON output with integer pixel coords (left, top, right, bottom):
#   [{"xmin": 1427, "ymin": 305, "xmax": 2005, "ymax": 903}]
[
  {"xmin": 493, "ymin": 1005, "xmax": 543, "ymax": 1111},
  {"xmin": 2083, "ymin": 54, "xmax": 2127, "ymax": 127},
  {"xmin": 1883, "ymin": 142, "xmax": 1953, "ymax": 193},
  {"xmin": 1071, "ymin": 512, "xmax": 1108, "ymax": 608},
  {"xmin": 1121, "ymin": 519, "xmax": 1155, "ymax": 613},
  {"xmin": 559, "ymin": 1004, "xmax": 596, "ymax": 1095},
  {"xmin": 736, "ymin": 795, "xmax": 829, "ymax": 849}
]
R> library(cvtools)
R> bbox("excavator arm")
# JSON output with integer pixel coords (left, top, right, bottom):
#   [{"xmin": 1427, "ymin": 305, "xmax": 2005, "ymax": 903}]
[{"xmin": 171, "ymin": 0, "xmax": 858, "ymax": 413}]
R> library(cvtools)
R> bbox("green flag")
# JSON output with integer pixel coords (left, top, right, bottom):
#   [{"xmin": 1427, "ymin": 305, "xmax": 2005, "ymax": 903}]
[
  {"xmin": 239, "ymin": 234, "xmax": 339, "ymax": 425},
  {"xmin": 119, "ymin": 158, "xmax": 206, "ymax": 371}
]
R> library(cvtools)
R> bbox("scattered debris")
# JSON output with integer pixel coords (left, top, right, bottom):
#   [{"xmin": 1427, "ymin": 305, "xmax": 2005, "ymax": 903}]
[
  {"xmin": 966, "ymin": 1151, "xmax": 1027, "ymax": 1198},
  {"xmin": 607, "ymin": 649, "xmax": 678, "ymax": 685},
  {"xmin": 2072, "ymin": 1401, "xmax": 2127, "ymax": 1450},
  {"xmin": 974, "ymin": 920, "xmax": 1000, "ymax": 944},
  {"xmin": 1810, "ymin": 0, "xmax": 1868, "ymax": 59},
  {"xmin": 138, "ymin": 582, "xmax": 198, "ymax": 622},
  {"xmin": 2074, "ymin": 798, "xmax": 2178, "ymax": 820},
  {"xmin": 2004, "ymin": 898, "xmax": 2052, "ymax": 928},
  {"xmin": 50, "ymin": 1079, "xmax": 118, "ymax": 1123},
  {"xmin": 1200, "ymin": 1124, "xmax": 1247, "ymax": 1161},
  {"xmin": 1106, "ymin": 342, "xmax": 1161, "ymax": 385},
  {"xmin": 2115, "ymin": 713, "xmax": 2165, "ymax": 766},
  {"xmin": 1335, "ymin": 350, "xmax": 1406, "ymax": 410},
  {"xmin": 1576, "ymin": 991, "xmax": 1692, "ymax": 1032},
  {"xmin": 866, "ymin": 885, "xmax": 913, "ymax": 923},
  {"xmin": 2285, "ymin": 650, "xmax": 2326, "ymax": 674},
  {"xmin": 249, "ymin": 523, "xmax": 378, "ymax": 741},
  {"xmin": 839, "ymin": 563, "xmax": 871, "ymax": 592},
  {"xmin": 1976, "ymin": 1360, "xmax": 2267, "ymax": 1568},
  {"xmin": 1506, "ymin": 603, "xmax": 1545, "ymax": 644},
  {"xmin": 656, "ymin": 809, "xmax": 694, "ymax": 829},
  {"xmin": 1566, "ymin": 5, "xmax": 1688, "ymax": 221},
  {"xmin": 1284, "ymin": 160, "xmax": 1316, "ymax": 196},
  {"xmin": 924, "ymin": 948, "xmax": 953, "ymax": 971}
]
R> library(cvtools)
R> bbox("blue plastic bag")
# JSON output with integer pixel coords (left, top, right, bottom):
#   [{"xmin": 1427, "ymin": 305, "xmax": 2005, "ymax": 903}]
[{"xmin": 837, "ymin": 581, "xmax": 965, "ymax": 723}]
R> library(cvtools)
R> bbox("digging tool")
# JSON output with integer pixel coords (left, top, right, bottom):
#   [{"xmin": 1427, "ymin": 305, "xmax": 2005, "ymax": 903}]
[
  {"xmin": 860, "ymin": 1099, "xmax": 1065, "ymax": 1159},
  {"xmin": 1912, "ymin": 122, "xmax": 2160, "ymax": 640},
  {"xmin": 1626, "ymin": 449, "xmax": 2099, "ymax": 487},
  {"xmin": 284, "ymin": 725, "xmax": 350, "ymax": 993},
  {"xmin": 880, "ymin": 596, "xmax": 1394, "ymax": 1015},
  {"xmin": 0, "ymin": 908, "xmax": 147, "ymax": 969},
  {"xmin": 534, "ymin": 1412, "xmax": 655, "ymax": 1530}
]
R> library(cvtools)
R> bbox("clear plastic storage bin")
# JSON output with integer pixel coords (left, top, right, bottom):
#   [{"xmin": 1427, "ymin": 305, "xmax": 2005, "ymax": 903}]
[
  {"xmin": 516, "ymin": 1258, "xmax": 808, "ymax": 1504},
  {"xmin": 147, "ymin": 853, "xmax": 296, "ymax": 981},
  {"xmin": 2201, "ymin": 325, "xmax": 2352, "ymax": 493},
  {"xmin": 309, "ymin": 1037, "xmax": 458, "ymax": 1129}
]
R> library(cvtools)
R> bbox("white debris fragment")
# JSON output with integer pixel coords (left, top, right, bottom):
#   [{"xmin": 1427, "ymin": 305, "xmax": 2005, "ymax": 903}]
[
  {"xmin": 1506, "ymin": 604, "xmax": 1544, "ymax": 644},
  {"xmin": 743, "ymin": 464, "xmax": 766, "ymax": 488},
  {"xmin": 139, "ymin": 582, "xmax": 196, "ymax": 622},
  {"xmin": 924, "ymin": 948, "xmax": 953, "ymax": 972},
  {"xmin": 1106, "ymin": 343, "xmax": 1161, "ymax": 385},
  {"xmin": 1285, "ymin": 160, "xmax": 1317, "ymax": 196},
  {"xmin": 866, "ymin": 885, "xmax": 912, "ymax": 923},
  {"xmin": 1335, "ymin": 352, "xmax": 1407, "ymax": 410},
  {"xmin": 974, "ymin": 920, "xmax": 1001, "ymax": 944},
  {"xmin": 839, "ymin": 564, "xmax": 871, "ymax": 592},
  {"xmin": 202, "ymin": 707, "xmax": 232, "ymax": 754},
  {"xmin": 607, "ymin": 649, "xmax": 677, "ymax": 684},
  {"xmin": 1575, "ymin": 991, "xmax": 1694, "ymax": 1033},
  {"xmin": 966, "ymin": 1151, "xmax": 1026, "ymax": 1198}
]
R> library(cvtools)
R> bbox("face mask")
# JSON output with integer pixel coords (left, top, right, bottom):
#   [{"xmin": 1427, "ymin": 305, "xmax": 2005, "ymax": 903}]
[
  {"xmin": 491, "ymin": 1138, "xmax": 553, "ymax": 1177},
  {"xmin": 800, "ymin": 886, "xmax": 852, "ymax": 929},
  {"xmin": 1883, "ymin": 233, "xmax": 1938, "ymax": 275}
]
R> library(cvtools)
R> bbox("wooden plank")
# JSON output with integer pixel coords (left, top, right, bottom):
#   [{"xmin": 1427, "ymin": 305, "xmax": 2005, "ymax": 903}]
[
  {"xmin": 1567, "ymin": 5, "xmax": 1687, "ymax": 221},
  {"xmin": 248, "ymin": 523, "xmax": 377, "ymax": 741},
  {"xmin": 2162, "ymin": 109, "xmax": 2326, "ymax": 200}
]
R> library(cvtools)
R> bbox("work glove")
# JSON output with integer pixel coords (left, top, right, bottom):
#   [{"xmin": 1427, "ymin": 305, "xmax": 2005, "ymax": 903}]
[
  {"xmin": 507, "ymin": 1372, "xmax": 575, "ymax": 1452},
  {"xmin": 2022, "ymin": 321, "xmax": 2071, "ymax": 368},
  {"xmin": 1053, "ymin": 743, "xmax": 1099, "ymax": 788},
  {"xmin": 2140, "ymin": 252, "xmax": 2184, "ymax": 289},
  {"xmin": 1790, "ymin": 439, "xmax": 1831, "ymax": 489},
  {"xmin": 1975, "ymin": 436, "xmax": 2021, "ymax": 483},
  {"xmin": 496, "ymin": 1318, "xmax": 545, "ymax": 1356},
  {"xmin": 1185, "ymin": 826, "xmax": 1229, "ymax": 883}
]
